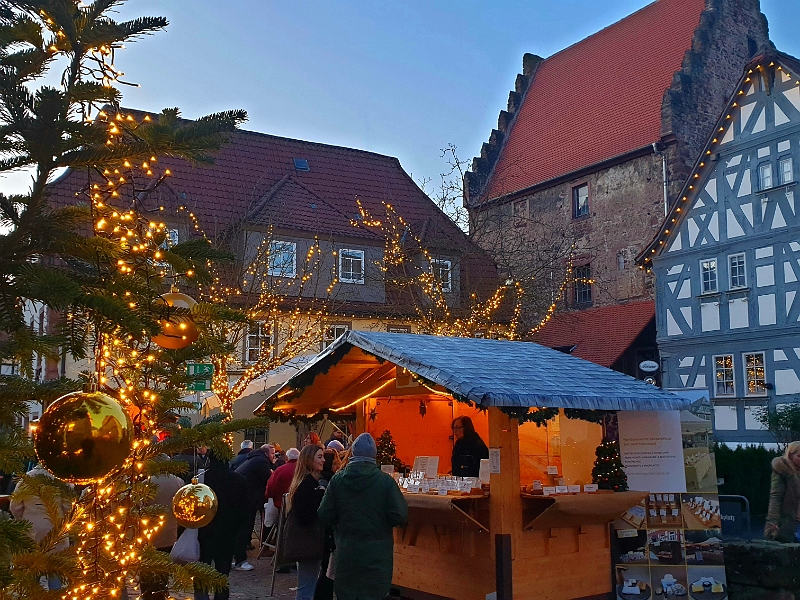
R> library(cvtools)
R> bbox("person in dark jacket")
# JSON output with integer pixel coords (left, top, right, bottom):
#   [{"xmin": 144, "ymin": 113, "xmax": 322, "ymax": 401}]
[
  {"xmin": 172, "ymin": 446, "xmax": 211, "ymax": 484},
  {"xmin": 287, "ymin": 443, "xmax": 326, "ymax": 600},
  {"xmin": 195, "ymin": 451, "xmax": 249, "ymax": 600},
  {"xmin": 765, "ymin": 441, "xmax": 800, "ymax": 542},
  {"xmin": 318, "ymin": 433, "xmax": 408, "ymax": 600},
  {"xmin": 233, "ymin": 443, "xmax": 275, "ymax": 570},
  {"xmin": 451, "ymin": 416, "xmax": 489, "ymax": 478},
  {"xmin": 230, "ymin": 440, "xmax": 253, "ymax": 471}
]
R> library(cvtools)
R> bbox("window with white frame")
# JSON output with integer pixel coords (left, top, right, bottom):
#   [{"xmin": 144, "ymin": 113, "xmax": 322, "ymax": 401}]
[
  {"xmin": 700, "ymin": 259, "xmax": 718, "ymax": 293},
  {"xmin": 573, "ymin": 264, "xmax": 592, "ymax": 305},
  {"xmin": 268, "ymin": 241, "xmax": 296, "ymax": 277},
  {"xmin": 728, "ymin": 253, "xmax": 747, "ymax": 289},
  {"xmin": 339, "ymin": 249, "xmax": 365, "ymax": 284},
  {"xmin": 0, "ymin": 361, "xmax": 18, "ymax": 376},
  {"xmin": 759, "ymin": 163, "xmax": 773, "ymax": 190},
  {"xmin": 744, "ymin": 351, "xmax": 767, "ymax": 396},
  {"xmin": 714, "ymin": 354, "xmax": 735, "ymax": 396},
  {"xmin": 323, "ymin": 323, "xmax": 350, "ymax": 349},
  {"xmin": 431, "ymin": 259, "xmax": 452, "ymax": 292},
  {"xmin": 780, "ymin": 157, "xmax": 794, "ymax": 185},
  {"xmin": 245, "ymin": 321, "xmax": 271, "ymax": 364},
  {"xmin": 513, "ymin": 200, "xmax": 527, "ymax": 227}
]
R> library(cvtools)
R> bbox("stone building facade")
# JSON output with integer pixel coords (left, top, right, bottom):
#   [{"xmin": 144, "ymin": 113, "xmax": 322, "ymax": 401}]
[{"xmin": 465, "ymin": 0, "xmax": 771, "ymax": 331}]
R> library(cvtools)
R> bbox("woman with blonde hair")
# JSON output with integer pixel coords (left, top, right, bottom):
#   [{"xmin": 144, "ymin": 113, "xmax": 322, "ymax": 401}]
[
  {"xmin": 285, "ymin": 443, "xmax": 326, "ymax": 600},
  {"xmin": 765, "ymin": 441, "xmax": 800, "ymax": 542}
]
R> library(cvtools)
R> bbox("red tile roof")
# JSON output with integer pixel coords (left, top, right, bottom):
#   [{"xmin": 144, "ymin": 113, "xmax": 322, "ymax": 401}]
[
  {"xmin": 531, "ymin": 301, "xmax": 655, "ymax": 368},
  {"xmin": 47, "ymin": 126, "xmax": 465, "ymax": 247},
  {"xmin": 486, "ymin": 0, "xmax": 706, "ymax": 200}
]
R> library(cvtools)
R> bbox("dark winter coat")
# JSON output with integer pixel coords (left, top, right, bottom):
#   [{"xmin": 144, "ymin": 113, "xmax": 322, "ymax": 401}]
[
  {"xmin": 318, "ymin": 461, "xmax": 408, "ymax": 598},
  {"xmin": 451, "ymin": 433, "xmax": 489, "ymax": 478},
  {"xmin": 172, "ymin": 451, "xmax": 211, "ymax": 483},
  {"xmin": 767, "ymin": 456, "xmax": 800, "ymax": 542},
  {"xmin": 229, "ymin": 448, "xmax": 252, "ymax": 471},
  {"xmin": 198, "ymin": 461, "xmax": 249, "ymax": 553},
  {"xmin": 235, "ymin": 448, "xmax": 273, "ymax": 509},
  {"xmin": 291, "ymin": 474, "xmax": 325, "ymax": 527}
]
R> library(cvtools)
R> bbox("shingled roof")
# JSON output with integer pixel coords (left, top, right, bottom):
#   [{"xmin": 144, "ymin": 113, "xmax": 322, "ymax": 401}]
[
  {"xmin": 467, "ymin": 0, "xmax": 707, "ymax": 203},
  {"xmin": 46, "ymin": 123, "xmax": 467, "ymax": 248}
]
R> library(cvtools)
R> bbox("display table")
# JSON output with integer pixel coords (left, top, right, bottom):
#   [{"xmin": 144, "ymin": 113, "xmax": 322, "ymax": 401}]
[{"xmin": 521, "ymin": 491, "xmax": 648, "ymax": 530}]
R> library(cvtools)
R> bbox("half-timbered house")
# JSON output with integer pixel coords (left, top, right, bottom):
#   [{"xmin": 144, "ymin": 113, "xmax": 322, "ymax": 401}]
[{"xmin": 639, "ymin": 50, "xmax": 800, "ymax": 443}]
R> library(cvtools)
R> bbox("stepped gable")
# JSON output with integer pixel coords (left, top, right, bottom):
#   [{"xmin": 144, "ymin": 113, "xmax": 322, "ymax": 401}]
[
  {"xmin": 46, "ymin": 116, "xmax": 467, "ymax": 248},
  {"xmin": 465, "ymin": 0, "xmax": 708, "ymax": 205}
]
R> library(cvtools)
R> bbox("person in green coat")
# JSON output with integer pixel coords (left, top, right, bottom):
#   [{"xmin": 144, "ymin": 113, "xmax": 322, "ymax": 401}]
[{"xmin": 318, "ymin": 432, "xmax": 408, "ymax": 600}]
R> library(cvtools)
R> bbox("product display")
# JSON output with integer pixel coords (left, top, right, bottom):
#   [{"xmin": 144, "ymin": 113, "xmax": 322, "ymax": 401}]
[{"xmin": 647, "ymin": 493, "xmax": 682, "ymax": 527}]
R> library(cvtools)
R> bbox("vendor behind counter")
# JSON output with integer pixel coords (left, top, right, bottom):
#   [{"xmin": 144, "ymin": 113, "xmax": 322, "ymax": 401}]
[{"xmin": 450, "ymin": 417, "xmax": 489, "ymax": 478}]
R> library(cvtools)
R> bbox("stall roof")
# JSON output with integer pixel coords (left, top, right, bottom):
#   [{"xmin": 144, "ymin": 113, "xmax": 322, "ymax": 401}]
[{"xmin": 256, "ymin": 331, "xmax": 691, "ymax": 415}]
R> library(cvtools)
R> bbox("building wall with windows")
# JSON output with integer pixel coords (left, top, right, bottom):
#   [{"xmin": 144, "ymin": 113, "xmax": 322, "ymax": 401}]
[{"xmin": 646, "ymin": 52, "xmax": 800, "ymax": 443}]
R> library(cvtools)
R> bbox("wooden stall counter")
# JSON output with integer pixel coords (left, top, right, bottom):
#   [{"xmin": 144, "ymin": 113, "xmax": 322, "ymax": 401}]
[{"xmin": 521, "ymin": 490, "xmax": 648, "ymax": 530}]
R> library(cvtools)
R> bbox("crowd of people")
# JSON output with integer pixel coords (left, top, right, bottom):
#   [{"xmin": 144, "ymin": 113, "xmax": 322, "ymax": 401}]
[{"xmin": 182, "ymin": 428, "xmax": 408, "ymax": 600}]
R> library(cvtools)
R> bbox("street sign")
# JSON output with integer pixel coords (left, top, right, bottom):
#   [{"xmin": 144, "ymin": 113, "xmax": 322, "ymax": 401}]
[{"xmin": 187, "ymin": 363, "xmax": 213, "ymax": 391}]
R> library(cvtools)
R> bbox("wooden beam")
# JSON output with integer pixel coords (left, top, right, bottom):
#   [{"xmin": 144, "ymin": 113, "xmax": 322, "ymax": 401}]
[
  {"xmin": 488, "ymin": 407, "xmax": 523, "ymax": 560},
  {"xmin": 323, "ymin": 361, "xmax": 397, "ymax": 410}
]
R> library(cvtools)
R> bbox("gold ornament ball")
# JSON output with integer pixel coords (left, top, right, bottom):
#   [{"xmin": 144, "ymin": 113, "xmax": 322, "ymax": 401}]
[
  {"xmin": 34, "ymin": 391, "xmax": 134, "ymax": 484},
  {"xmin": 152, "ymin": 292, "xmax": 199, "ymax": 350},
  {"xmin": 172, "ymin": 478, "xmax": 218, "ymax": 528}
]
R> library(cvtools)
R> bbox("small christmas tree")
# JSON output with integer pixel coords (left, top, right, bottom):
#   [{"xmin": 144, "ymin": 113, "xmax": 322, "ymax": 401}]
[
  {"xmin": 591, "ymin": 439, "xmax": 628, "ymax": 491},
  {"xmin": 375, "ymin": 430, "xmax": 407, "ymax": 473}
]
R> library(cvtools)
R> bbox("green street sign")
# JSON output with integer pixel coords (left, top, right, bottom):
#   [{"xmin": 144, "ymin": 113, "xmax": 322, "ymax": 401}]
[{"xmin": 187, "ymin": 363, "xmax": 213, "ymax": 391}]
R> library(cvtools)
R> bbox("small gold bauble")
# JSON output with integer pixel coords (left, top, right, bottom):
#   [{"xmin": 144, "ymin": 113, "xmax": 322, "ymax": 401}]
[
  {"xmin": 34, "ymin": 391, "xmax": 133, "ymax": 484},
  {"xmin": 172, "ymin": 478, "xmax": 218, "ymax": 528},
  {"xmin": 152, "ymin": 292, "xmax": 199, "ymax": 350}
]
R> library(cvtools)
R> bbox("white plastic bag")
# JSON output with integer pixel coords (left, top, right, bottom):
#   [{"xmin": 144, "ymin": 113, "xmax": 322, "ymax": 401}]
[
  {"xmin": 326, "ymin": 548, "xmax": 336, "ymax": 580},
  {"xmin": 169, "ymin": 527, "xmax": 200, "ymax": 564},
  {"xmin": 263, "ymin": 498, "xmax": 279, "ymax": 528}
]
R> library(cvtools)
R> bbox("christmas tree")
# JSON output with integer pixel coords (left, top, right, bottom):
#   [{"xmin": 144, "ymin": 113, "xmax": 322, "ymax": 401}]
[
  {"xmin": 591, "ymin": 439, "xmax": 628, "ymax": 491},
  {"xmin": 375, "ymin": 430, "xmax": 407, "ymax": 473},
  {"xmin": 0, "ymin": 2, "xmax": 262, "ymax": 599}
]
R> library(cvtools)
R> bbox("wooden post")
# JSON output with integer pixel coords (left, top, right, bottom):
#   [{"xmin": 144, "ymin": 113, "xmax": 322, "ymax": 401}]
[
  {"xmin": 488, "ymin": 407, "xmax": 523, "ymax": 560},
  {"xmin": 495, "ymin": 533, "xmax": 513, "ymax": 600}
]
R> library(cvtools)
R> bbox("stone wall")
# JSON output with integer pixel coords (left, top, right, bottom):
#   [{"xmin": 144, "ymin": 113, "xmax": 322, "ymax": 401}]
[{"xmin": 723, "ymin": 540, "xmax": 800, "ymax": 599}]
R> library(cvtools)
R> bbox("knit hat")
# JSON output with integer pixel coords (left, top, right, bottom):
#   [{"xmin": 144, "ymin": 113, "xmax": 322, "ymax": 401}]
[
  {"xmin": 327, "ymin": 440, "xmax": 345, "ymax": 452},
  {"xmin": 351, "ymin": 433, "xmax": 377, "ymax": 459},
  {"xmin": 286, "ymin": 447, "xmax": 300, "ymax": 460}
]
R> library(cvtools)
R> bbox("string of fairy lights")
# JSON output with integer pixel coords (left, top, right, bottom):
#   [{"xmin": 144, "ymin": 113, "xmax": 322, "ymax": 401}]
[{"xmin": 640, "ymin": 60, "xmax": 800, "ymax": 271}]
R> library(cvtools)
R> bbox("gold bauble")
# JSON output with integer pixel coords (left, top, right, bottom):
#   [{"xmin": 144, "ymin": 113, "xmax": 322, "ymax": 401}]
[
  {"xmin": 34, "ymin": 391, "xmax": 133, "ymax": 484},
  {"xmin": 152, "ymin": 292, "xmax": 199, "ymax": 350},
  {"xmin": 172, "ymin": 478, "xmax": 218, "ymax": 528}
]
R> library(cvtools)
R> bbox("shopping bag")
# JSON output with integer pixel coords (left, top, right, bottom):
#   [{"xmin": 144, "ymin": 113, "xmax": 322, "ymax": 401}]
[
  {"xmin": 263, "ymin": 498, "xmax": 279, "ymax": 528},
  {"xmin": 169, "ymin": 527, "xmax": 200, "ymax": 564}
]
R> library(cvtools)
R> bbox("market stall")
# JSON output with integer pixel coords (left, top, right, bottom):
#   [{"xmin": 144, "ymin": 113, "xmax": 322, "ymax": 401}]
[{"xmin": 256, "ymin": 331, "xmax": 692, "ymax": 600}]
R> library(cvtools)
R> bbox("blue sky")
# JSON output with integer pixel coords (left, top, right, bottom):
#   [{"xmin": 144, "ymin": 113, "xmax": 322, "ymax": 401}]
[{"xmin": 4, "ymin": 0, "xmax": 799, "ymax": 194}]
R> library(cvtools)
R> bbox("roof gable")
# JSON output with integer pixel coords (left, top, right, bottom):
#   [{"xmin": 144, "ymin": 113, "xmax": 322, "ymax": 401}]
[
  {"xmin": 640, "ymin": 52, "xmax": 800, "ymax": 267},
  {"xmin": 478, "ymin": 0, "xmax": 706, "ymax": 201}
]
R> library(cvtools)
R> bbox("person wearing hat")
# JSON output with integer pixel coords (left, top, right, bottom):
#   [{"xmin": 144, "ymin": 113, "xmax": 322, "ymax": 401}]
[{"xmin": 318, "ymin": 433, "xmax": 408, "ymax": 600}]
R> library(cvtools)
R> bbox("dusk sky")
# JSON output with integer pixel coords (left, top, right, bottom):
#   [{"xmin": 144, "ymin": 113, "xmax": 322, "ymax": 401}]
[{"xmin": 3, "ymin": 0, "xmax": 799, "ymax": 195}]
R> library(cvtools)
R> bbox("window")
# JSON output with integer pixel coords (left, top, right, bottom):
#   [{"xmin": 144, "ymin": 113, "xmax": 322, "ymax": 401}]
[
  {"xmin": 513, "ymin": 200, "xmax": 527, "ymax": 227},
  {"xmin": 323, "ymin": 323, "xmax": 350, "ymax": 349},
  {"xmin": 728, "ymin": 253, "xmax": 747, "ymax": 289},
  {"xmin": 714, "ymin": 355, "xmax": 735, "ymax": 396},
  {"xmin": 268, "ymin": 241, "xmax": 296, "ymax": 277},
  {"xmin": 245, "ymin": 321, "xmax": 270, "ymax": 364},
  {"xmin": 431, "ymin": 259, "xmax": 452, "ymax": 292},
  {"xmin": 759, "ymin": 163, "xmax": 773, "ymax": 190},
  {"xmin": 744, "ymin": 352, "xmax": 767, "ymax": 396},
  {"xmin": 700, "ymin": 259, "xmax": 718, "ymax": 294},
  {"xmin": 0, "ymin": 361, "xmax": 18, "ymax": 376},
  {"xmin": 780, "ymin": 157, "xmax": 794, "ymax": 185},
  {"xmin": 574, "ymin": 264, "xmax": 592, "ymax": 305},
  {"xmin": 244, "ymin": 427, "xmax": 270, "ymax": 445},
  {"xmin": 387, "ymin": 325, "xmax": 411, "ymax": 333},
  {"xmin": 339, "ymin": 249, "xmax": 365, "ymax": 284},
  {"xmin": 572, "ymin": 184, "xmax": 589, "ymax": 218}
]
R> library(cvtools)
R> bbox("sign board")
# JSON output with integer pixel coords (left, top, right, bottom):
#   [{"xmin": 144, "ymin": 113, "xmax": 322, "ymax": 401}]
[
  {"xmin": 639, "ymin": 360, "xmax": 660, "ymax": 372},
  {"xmin": 489, "ymin": 447, "xmax": 501, "ymax": 474},
  {"xmin": 411, "ymin": 456, "xmax": 439, "ymax": 478},
  {"xmin": 187, "ymin": 363, "xmax": 213, "ymax": 392},
  {"xmin": 617, "ymin": 410, "xmax": 686, "ymax": 493}
]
